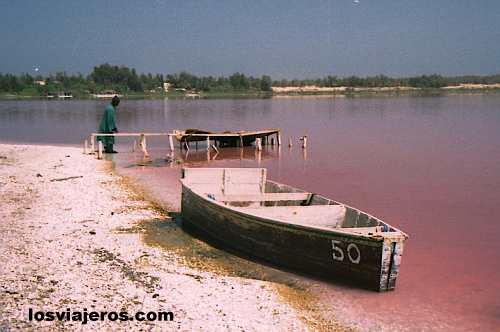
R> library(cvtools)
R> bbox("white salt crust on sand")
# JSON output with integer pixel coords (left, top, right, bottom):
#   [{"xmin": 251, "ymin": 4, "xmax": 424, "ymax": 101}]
[{"xmin": 0, "ymin": 144, "xmax": 312, "ymax": 331}]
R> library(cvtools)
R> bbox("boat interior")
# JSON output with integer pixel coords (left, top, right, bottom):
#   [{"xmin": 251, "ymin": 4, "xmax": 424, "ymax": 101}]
[{"xmin": 182, "ymin": 168, "xmax": 404, "ymax": 237}]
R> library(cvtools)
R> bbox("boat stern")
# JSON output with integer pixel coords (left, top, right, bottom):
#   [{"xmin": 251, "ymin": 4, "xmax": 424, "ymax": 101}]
[{"xmin": 378, "ymin": 235, "xmax": 406, "ymax": 291}]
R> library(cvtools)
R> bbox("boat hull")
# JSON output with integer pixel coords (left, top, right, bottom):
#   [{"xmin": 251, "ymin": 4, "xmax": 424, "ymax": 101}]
[{"xmin": 181, "ymin": 184, "xmax": 404, "ymax": 291}]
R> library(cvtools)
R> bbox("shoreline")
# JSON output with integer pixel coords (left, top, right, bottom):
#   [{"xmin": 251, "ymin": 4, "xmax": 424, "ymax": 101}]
[
  {"xmin": 0, "ymin": 143, "xmax": 346, "ymax": 331},
  {"xmin": 1, "ymin": 86, "xmax": 500, "ymax": 101}
]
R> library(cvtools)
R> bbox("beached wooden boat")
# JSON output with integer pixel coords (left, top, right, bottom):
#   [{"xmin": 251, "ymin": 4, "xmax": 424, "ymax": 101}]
[{"xmin": 180, "ymin": 168, "xmax": 408, "ymax": 291}]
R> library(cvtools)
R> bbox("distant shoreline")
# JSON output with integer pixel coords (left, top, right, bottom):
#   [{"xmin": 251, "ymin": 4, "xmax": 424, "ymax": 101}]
[
  {"xmin": 270, "ymin": 83, "xmax": 500, "ymax": 96},
  {"xmin": 1, "ymin": 84, "xmax": 500, "ymax": 100}
]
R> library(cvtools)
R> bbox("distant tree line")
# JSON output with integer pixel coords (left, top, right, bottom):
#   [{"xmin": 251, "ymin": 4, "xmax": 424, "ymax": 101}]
[
  {"xmin": 165, "ymin": 71, "xmax": 272, "ymax": 92},
  {"xmin": 1, "ymin": 63, "xmax": 500, "ymax": 96}
]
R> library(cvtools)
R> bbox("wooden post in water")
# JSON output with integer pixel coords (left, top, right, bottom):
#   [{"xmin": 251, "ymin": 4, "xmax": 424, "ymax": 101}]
[
  {"xmin": 90, "ymin": 136, "xmax": 95, "ymax": 154},
  {"xmin": 83, "ymin": 139, "xmax": 88, "ymax": 154},
  {"xmin": 288, "ymin": 137, "xmax": 293, "ymax": 148},
  {"xmin": 97, "ymin": 141, "xmax": 103, "ymax": 159},
  {"xmin": 239, "ymin": 135, "xmax": 244, "ymax": 148},
  {"xmin": 256, "ymin": 138, "xmax": 262, "ymax": 151},
  {"xmin": 270, "ymin": 138, "xmax": 275, "ymax": 146},
  {"xmin": 132, "ymin": 140, "xmax": 137, "ymax": 152},
  {"xmin": 206, "ymin": 136, "xmax": 210, "ymax": 151},
  {"xmin": 277, "ymin": 132, "xmax": 282, "ymax": 146},
  {"xmin": 139, "ymin": 134, "xmax": 149, "ymax": 158},
  {"xmin": 166, "ymin": 151, "xmax": 174, "ymax": 163},
  {"xmin": 301, "ymin": 135, "xmax": 308, "ymax": 149},
  {"xmin": 168, "ymin": 135, "xmax": 174, "ymax": 152}
]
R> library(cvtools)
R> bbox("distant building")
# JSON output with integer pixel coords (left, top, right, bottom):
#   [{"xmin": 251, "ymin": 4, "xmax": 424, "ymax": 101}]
[
  {"xmin": 163, "ymin": 83, "xmax": 172, "ymax": 92},
  {"xmin": 90, "ymin": 90, "xmax": 123, "ymax": 99},
  {"xmin": 58, "ymin": 92, "xmax": 73, "ymax": 99},
  {"xmin": 34, "ymin": 80, "xmax": 46, "ymax": 86}
]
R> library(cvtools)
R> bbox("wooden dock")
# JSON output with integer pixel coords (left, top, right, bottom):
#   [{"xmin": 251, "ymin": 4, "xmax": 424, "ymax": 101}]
[
  {"xmin": 85, "ymin": 129, "xmax": 282, "ymax": 159},
  {"xmin": 172, "ymin": 129, "xmax": 281, "ymax": 150}
]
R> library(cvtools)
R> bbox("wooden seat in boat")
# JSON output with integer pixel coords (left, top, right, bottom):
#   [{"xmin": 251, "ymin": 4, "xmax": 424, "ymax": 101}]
[
  {"xmin": 234, "ymin": 204, "xmax": 346, "ymax": 229},
  {"xmin": 214, "ymin": 192, "xmax": 311, "ymax": 202}
]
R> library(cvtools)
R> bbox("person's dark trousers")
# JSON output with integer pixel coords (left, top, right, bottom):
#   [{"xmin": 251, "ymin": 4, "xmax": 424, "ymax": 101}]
[{"xmin": 104, "ymin": 143, "xmax": 114, "ymax": 153}]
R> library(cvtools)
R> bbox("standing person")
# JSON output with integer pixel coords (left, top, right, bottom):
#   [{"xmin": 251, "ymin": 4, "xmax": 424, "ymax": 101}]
[{"xmin": 97, "ymin": 95, "xmax": 120, "ymax": 153}]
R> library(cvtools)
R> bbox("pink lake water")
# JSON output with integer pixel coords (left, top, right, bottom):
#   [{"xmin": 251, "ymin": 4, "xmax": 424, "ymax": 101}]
[{"xmin": 1, "ymin": 95, "xmax": 499, "ymax": 331}]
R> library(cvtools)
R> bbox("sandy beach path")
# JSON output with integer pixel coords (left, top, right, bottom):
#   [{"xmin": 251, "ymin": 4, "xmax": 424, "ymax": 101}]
[{"xmin": 0, "ymin": 144, "xmax": 317, "ymax": 331}]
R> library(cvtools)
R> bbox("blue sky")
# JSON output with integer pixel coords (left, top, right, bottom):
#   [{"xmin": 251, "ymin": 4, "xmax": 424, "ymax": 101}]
[{"xmin": 1, "ymin": 0, "xmax": 499, "ymax": 78}]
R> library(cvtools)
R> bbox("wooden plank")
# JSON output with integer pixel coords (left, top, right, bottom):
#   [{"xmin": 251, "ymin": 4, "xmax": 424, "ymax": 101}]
[
  {"xmin": 255, "ymin": 138, "xmax": 262, "ymax": 150},
  {"xmin": 343, "ymin": 208, "xmax": 359, "ymax": 227},
  {"xmin": 233, "ymin": 204, "xmax": 347, "ymax": 230},
  {"xmin": 91, "ymin": 132, "xmax": 171, "ymax": 137},
  {"xmin": 379, "ymin": 239, "xmax": 394, "ymax": 291},
  {"xmin": 340, "ymin": 226, "xmax": 384, "ymax": 235},
  {"xmin": 182, "ymin": 167, "xmax": 267, "ymax": 196},
  {"xmin": 223, "ymin": 168, "xmax": 265, "ymax": 183},
  {"xmin": 92, "ymin": 133, "xmax": 170, "ymax": 137},
  {"xmin": 223, "ymin": 168, "xmax": 266, "ymax": 195},
  {"xmin": 182, "ymin": 168, "xmax": 224, "ymax": 185},
  {"xmin": 169, "ymin": 135, "xmax": 174, "ymax": 151},
  {"xmin": 216, "ymin": 192, "xmax": 311, "ymax": 202},
  {"xmin": 139, "ymin": 134, "xmax": 149, "ymax": 158},
  {"xmin": 181, "ymin": 129, "xmax": 279, "ymax": 138},
  {"xmin": 97, "ymin": 141, "xmax": 103, "ymax": 159},
  {"xmin": 224, "ymin": 184, "xmax": 261, "ymax": 195},
  {"xmin": 386, "ymin": 241, "xmax": 405, "ymax": 289},
  {"xmin": 260, "ymin": 168, "xmax": 266, "ymax": 193}
]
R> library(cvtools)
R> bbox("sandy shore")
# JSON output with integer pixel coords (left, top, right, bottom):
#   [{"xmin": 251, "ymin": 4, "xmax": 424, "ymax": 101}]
[{"xmin": 0, "ymin": 144, "xmax": 342, "ymax": 331}]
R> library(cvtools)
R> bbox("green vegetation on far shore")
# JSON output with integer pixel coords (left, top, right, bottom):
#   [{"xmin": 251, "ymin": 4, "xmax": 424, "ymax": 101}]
[{"xmin": 1, "ymin": 63, "xmax": 499, "ymax": 100}]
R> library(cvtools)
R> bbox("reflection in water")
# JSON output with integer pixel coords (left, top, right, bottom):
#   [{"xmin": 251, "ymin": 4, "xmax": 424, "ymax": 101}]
[{"xmin": 179, "ymin": 146, "xmax": 281, "ymax": 164}]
